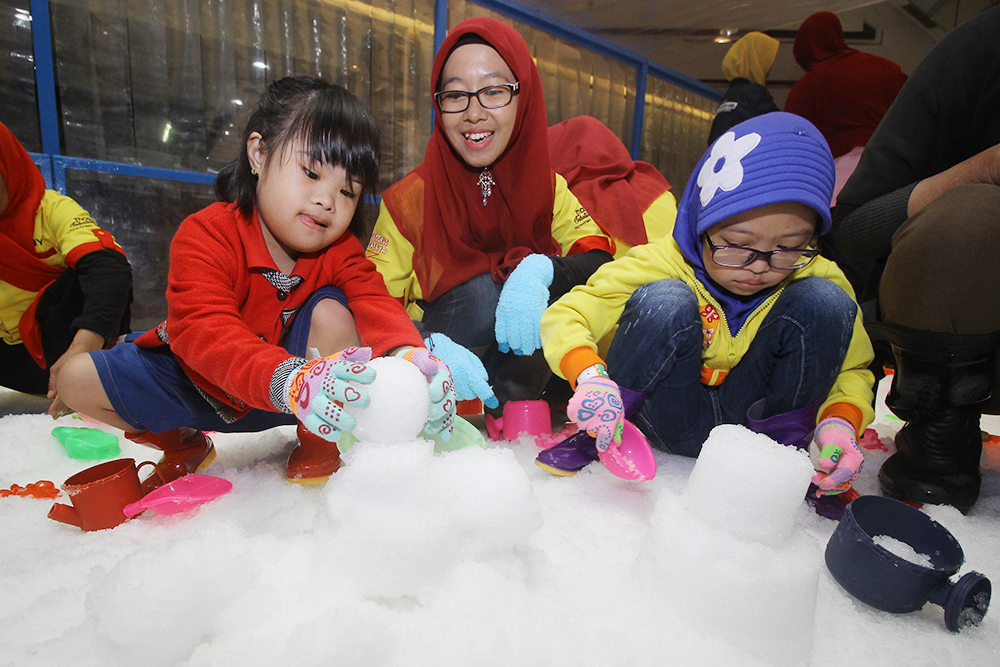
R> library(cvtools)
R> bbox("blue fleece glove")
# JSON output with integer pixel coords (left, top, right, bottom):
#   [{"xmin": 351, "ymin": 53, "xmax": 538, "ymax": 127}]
[
  {"xmin": 495, "ymin": 254, "xmax": 554, "ymax": 356},
  {"xmin": 426, "ymin": 333, "xmax": 499, "ymax": 409}
]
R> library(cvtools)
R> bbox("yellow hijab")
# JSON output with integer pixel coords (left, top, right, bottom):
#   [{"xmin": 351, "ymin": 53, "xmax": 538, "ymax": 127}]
[{"xmin": 721, "ymin": 32, "xmax": 779, "ymax": 85}]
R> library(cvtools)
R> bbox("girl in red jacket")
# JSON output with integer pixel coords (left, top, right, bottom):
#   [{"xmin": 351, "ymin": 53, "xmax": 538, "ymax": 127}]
[{"xmin": 58, "ymin": 75, "xmax": 455, "ymax": 488}]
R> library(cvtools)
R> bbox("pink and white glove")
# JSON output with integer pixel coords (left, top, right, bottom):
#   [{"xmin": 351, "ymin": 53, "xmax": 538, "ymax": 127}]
[
  {"xmin": 395, "ymin": 347, "xmax": 457, "ymax": 440},
  {"xmin": 285, "ymin": 347, "xmax": 376, "ymax": 442},
  {"xmin": 568, "ymin": 376, "xmax": 624, "ymax": 452},
  {"xmin": 811, "ymin": 416, "xmax": 865, "ymax": 496}
]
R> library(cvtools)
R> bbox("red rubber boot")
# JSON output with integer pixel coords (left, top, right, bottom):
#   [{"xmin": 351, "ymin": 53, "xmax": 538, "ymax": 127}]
[
  {"xmin": 286, "ymin": 423, "xmax": 342, "ymax": 484},
  {"xmin": 125, "ymin": 428, "xmax": 217, "ymax": 494}
]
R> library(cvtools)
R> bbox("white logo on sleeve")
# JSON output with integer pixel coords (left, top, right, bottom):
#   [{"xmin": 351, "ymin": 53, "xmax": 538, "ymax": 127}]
[{"xmin": 697, "ymin": 131, "xmax": 761, "ymax": 206}]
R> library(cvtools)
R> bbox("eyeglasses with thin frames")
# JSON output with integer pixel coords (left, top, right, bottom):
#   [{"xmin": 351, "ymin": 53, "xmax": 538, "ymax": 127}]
[
  {"xmin": 434, "ymin": 83, "xmax": 520, "ymax": 113},
  {"xmin": 704, "ymin": 235, "xmax": 820, "ymax": 270}
]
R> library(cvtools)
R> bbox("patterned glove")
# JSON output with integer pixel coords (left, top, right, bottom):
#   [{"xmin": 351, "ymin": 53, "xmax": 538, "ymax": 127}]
[
  {"xmin": 811, "ymin": 417, "xmax": 865, "ymax": 495},
  {"xmin": 495, "ymin": 254, "xmax": 554, "ymax": 356},
  {"xmin": 284, "ymin": 347, "xmax": 376, "ymax": 442},
  {"xmin": 568, "ymin": 376, "xmax": 624, "ymax": 452},
  {"xmin": 396, "ymin": 347, "xmax": 457, "ymax": 441}
]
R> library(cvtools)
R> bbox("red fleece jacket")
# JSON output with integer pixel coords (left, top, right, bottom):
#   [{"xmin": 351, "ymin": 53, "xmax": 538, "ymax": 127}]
[{"xmin": 136, "ymin": 202, "xmax": 423, "ymax": 415}]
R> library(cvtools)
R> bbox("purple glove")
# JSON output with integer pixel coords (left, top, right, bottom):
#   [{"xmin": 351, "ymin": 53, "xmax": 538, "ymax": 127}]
[
  {"xmin": 811, "ymin": 416, "xmax": 864, "ymax": 495},
  {"xmin": 396, "ymin": 347, "xmax": 457, "ymax": 440},
  {"xmin": 567, "ymin": 376, "xmax": 624, "ymax": 452},
  {"xmin": 285, "ymin": 347, "xmax": 375, "ymax": 442}
]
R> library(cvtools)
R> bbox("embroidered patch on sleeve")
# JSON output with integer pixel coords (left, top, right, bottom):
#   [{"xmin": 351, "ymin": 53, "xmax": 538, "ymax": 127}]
[{"xmin": 700, "ymin": 303, "xmax": 720, "ymax": 350}]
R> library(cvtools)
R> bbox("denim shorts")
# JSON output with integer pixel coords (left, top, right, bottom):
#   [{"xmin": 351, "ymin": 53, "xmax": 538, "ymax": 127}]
[{"xmin": 91, "ymin": 286, "xmax": 348, "ymax": 433}]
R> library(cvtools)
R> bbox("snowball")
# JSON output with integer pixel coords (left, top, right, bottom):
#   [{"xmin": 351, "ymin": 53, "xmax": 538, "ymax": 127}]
[{"xmin": 344, "ymin": 356, "xmax": 430, "ymax": 444}]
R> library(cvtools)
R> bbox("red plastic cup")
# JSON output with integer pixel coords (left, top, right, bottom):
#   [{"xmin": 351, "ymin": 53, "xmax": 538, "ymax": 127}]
[{"xmin": 48, "ymin": 458, "xmax": 161, "ymax": 532}]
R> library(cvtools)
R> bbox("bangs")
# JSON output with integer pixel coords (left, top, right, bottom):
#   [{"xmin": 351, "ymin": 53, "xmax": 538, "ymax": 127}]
[{"xmin": 273, "ymin": 89, "xmax": 380, "ymax": 194}]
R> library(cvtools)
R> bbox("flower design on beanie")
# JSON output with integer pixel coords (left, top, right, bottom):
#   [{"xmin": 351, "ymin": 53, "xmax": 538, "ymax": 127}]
[{"xmin": 697, "ymin": 131, "xmax": 761, "ymax": 206}]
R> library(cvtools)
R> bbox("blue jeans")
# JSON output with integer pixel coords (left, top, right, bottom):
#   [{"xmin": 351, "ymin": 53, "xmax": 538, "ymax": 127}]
[
  {"xmin": 420, "ymin": 273, "xmax": 554, "ymax": 409},
  {"xmin": 93, "ymin": 286, "xmax": 349, "ymax": 433},
  {"xmin": 605, "ymin": 277, "xmax": 856, "ymax": 456}
]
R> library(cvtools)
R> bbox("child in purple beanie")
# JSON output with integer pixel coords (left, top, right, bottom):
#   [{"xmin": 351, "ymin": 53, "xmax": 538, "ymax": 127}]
[{"xmin": 536, "ymin": 112, "xmax": 875, "ymax": 515}]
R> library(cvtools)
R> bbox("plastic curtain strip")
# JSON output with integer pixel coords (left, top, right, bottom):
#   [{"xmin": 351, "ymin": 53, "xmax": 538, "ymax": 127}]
[{"xmin": 44, "ymin": 0, "xmax": 435, "ymax": 187}]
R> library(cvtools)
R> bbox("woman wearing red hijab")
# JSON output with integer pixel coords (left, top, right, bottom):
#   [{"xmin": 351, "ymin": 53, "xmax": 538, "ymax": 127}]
[
  {"xmin": 367, "ymin": 17, "xmax": 614, "ymax": 432},
  {"xmin": 785, "ymin": 12, "xmax": 907, "ymax": 204},
  {"xmin": 0, "ymin": 121, "xmax": 132, "ymax": 416}
]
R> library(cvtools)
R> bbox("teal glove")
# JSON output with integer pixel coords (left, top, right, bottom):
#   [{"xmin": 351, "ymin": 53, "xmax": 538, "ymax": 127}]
[
  {"xmin": 495, "ymin": 254, "xmax": 554, "ymax": 356},
  {"xmin": 395, "ymin": 347, "xmax": 457, "ymax": 441},
  {"xmin": 285, "ymin": 347, "xmax": 376, "ymax": 442},
  {"xmin": 426, "ymin": 333, "xmax": 499, "ymax": 409}
]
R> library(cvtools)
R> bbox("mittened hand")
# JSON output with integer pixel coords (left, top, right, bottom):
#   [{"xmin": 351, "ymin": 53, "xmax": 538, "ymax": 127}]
[
  {"xmin": 495, "ymin": 254, "xmax": 554, "ymax": 356},
  {"xmin": 285, "ymin": 347, "xmax": 376, "ymax": 442},
  {"xmin": 568, "ymin": 376, "xmax": 624, "ymax": 452},
  {"xmin": 426, "ymin": 333, "xmax": 499, "ymax": 409},
  {"xmin": 396, "ymin": 347, "xmax": 457, "ymax": 441},
  {"xmin": 811, "ymin": 416, "xmax": 865, "ymax": 495}
]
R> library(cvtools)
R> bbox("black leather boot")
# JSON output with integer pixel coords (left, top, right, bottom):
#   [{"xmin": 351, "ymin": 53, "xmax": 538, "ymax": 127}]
[{"xmin": 867, "ymin": 322, "xmax": 1000, "ymax": 513}]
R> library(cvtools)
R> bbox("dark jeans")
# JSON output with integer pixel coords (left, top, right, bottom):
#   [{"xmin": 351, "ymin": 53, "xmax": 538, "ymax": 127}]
[
  {"xmin": 419, "ymin": 273, "xmax": 555, "ymax": 410},
  {"xmin": 605, "ymin": 277, "xmax": 856, "ymax": 456},
  {"xmin": 879, "ymin": 183, "xmax": 1000, "ymax": 412}
]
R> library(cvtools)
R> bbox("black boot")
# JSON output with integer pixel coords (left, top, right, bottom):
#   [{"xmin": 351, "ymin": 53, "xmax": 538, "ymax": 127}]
[{"xmin": 867, "ymin": 322, "xmax": 1000, "ymax": 513}]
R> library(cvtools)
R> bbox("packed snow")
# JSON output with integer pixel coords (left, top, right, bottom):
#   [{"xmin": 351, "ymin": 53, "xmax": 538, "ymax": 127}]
[{"xmin": 2, "ymin": 378, "xmax": 998, "ymax": 666}]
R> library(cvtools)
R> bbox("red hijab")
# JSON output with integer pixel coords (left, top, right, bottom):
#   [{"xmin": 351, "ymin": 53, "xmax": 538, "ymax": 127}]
[
  {"xmin": 548, "ymin": 116, "xmax": 669, "ymax": 247},
  {"xmin": 382, "ymin": 17, "xmax": 559, "ymax": 302},
  {"xmin": 793, "ymin": 12, "xmax": 852, "ymax": 72},
  {"xmin": 0, "ymin": 121, "xmax": 62, "ymax": 292}
]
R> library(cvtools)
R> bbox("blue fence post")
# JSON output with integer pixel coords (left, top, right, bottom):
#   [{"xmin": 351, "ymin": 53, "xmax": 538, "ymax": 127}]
[
  {"xmin": 434, "ymin": 0, "xmax": 449, "ymax": 56},
  {"xmin": 30, "ymin": 0, "xmax": 61, "ymax": 156},
  {"xmin": 632, "ymin": 61, "xmax": 649, "ymax": 160}
]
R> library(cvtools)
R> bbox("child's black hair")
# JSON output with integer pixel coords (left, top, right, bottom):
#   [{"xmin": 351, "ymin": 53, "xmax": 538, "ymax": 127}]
[{"xmin": 215, "ymin": 75, "xmax": 380, "ymax": 239}]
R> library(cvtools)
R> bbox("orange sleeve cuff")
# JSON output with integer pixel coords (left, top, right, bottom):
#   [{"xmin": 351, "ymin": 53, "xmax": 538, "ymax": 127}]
[
  {"xmin": 64, "ymin": 235, "xmax": 126, "ymax": 268},
  {"xmin": 560, "ymin": 346, "xmax": 606, "ymax": 389},
  {"xmin": 819, "ymin": 402, "xmax": 864, "ymax": 436},
  {"xmin": 567, "ymin": 235, "xmax": 615, "ymax": 257}
]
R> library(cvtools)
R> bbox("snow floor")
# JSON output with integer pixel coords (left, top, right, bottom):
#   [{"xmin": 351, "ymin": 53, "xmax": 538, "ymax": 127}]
[{"xmin": 1, "ymin": 378, "xmax": 998, "ymax": 667}]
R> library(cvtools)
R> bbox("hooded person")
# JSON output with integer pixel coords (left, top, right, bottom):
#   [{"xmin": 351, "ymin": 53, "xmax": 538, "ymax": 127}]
[
  {"xmin": 0, "ymin": 120, "xmax": 132, "ymax": 414},
  {"xmin": 785, "ymin": 12, "xmax": 907, "ymax": 203},
  {"xmin": 367, "ymin": 17, "xmax": 615, "ymax": 433},
  {"xmin": 707, "ymin": 32, "xmax": 780, "ymax": 145},
  {"xmin": 833, "ymin": 7, "xmax": 1000, "ymax": 513},
  {"xmin": 536, "ymin": 112, "xmax": 874, "ymax": 517}
]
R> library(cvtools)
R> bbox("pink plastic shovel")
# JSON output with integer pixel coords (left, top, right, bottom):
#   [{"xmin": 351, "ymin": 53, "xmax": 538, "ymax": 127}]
[
  {"xmin": 597, "ymin": 419, "xmax": 658, "ymax": 481},
  {"xmin": 122, "ymin": 474, "xmax": 232, "ymax": 518}
]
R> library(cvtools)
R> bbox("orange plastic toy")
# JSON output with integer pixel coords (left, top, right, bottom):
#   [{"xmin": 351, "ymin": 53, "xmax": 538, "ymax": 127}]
[{"xmin": 0, "ymin": 481, "xmax": 60, "ymax": 499}]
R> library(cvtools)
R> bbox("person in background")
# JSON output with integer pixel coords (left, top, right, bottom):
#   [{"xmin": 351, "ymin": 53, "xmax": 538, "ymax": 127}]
[
  {"xmin": 548, "ymin": 115, "xmax": 677, "ymax": 257},
  {"xmin": 56, "ymin": 75, "xmax": 454, "ymax": 490},
  {"xmin": 833, "ymin": 7, "xmax": 1000, "ymax": 513},
  {"xmin": 538, "ymin": 113, "xmax": 874, "ymax": 519},
  {"xmin": 366, "ymin": 17, "xmax": 615, "ymax": 437},
  {"xmin": 785, "ymin": 11, "xmax": 906, "ymax": 204},
  {"xmin": 0, "ymin": 120, "xmax": 132, "ymax": 418},
  {"xmin": 707, "ymin": 32, "xmax": 780, "ymax": 146}
]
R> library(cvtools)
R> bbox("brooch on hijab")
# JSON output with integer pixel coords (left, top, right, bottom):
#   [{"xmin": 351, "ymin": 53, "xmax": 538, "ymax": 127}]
[{"xmin": 477, "ymin": 168, "xmax": 495, "ymax": 206}]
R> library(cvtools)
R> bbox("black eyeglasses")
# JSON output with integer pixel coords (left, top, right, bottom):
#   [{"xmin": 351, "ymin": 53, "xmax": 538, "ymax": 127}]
[
  {"xmin": 704, "ymin": 235, "xmax": 820, "ymax": 270},
  {"xmin": 434, "ymin": 83, "xmax": 519, "ymax": 113}
]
